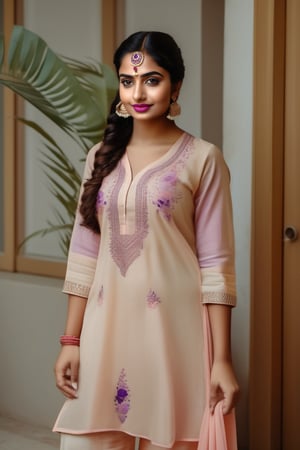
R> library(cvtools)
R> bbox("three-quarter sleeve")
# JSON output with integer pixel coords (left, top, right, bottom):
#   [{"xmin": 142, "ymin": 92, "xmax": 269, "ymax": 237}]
[
  {"xmin": 194, "ymin": 145, "xmax": 236, "ymax": 306},
  {"xmin": 62, "ymin": 143, "xmax": 101, "ymax": 298}
]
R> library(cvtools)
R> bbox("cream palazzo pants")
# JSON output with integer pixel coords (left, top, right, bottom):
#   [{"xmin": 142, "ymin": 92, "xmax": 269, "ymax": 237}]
[{"xmin": 60, "ymin": 431, "xmax": 198, "ymax": 450}]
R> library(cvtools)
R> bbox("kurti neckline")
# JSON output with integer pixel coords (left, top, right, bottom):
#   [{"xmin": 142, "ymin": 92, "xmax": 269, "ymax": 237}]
[{"xmin": 122, "ymin": 131, "xmax": 189, "ymax": 184}]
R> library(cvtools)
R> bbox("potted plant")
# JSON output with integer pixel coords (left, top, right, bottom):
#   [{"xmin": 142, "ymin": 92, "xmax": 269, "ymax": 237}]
[{"xmin": 0, "ymin": 25, "xmax": 118, "ymax": 255}]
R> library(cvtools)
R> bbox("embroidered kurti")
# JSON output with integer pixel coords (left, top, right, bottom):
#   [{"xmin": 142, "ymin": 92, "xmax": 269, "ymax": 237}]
[{"xmin": 53, "ymin": 133, "xmax": 236, "ymax": 447}]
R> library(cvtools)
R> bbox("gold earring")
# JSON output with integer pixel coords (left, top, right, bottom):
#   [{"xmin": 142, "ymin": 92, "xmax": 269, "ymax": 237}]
[
  {"xmin": 115, "ymin": 102, "xmax": 131, "ymax": 118},
  {"xmin": 166, "ymin": 99, "xmax": 181, "ymax": 120}
]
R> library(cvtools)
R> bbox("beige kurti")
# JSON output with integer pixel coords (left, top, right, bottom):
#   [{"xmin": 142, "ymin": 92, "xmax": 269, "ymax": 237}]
[{"xmin": 53, "ymin": 133, "xmax": 236, "ymax": 448}]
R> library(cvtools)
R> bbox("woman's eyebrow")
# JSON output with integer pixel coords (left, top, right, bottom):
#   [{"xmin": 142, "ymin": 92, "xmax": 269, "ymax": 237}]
[{"xmin": 119, "ymin": 71, "xmax": 164, "ymax": 78}]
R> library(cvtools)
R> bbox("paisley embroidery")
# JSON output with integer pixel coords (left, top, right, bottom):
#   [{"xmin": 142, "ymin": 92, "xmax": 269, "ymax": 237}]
[
  {"xmin": 146, "ymin": 289, "xmax": 161, "ymax": 308},
  {"xmin": 114, "ymin": 369, "xmax": 131, "ymax": 423}
]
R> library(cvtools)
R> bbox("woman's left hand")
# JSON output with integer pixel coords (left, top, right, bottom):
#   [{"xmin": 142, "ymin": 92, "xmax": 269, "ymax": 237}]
[{"xmin": 209, "ymin": 360, "xmax": 240, "ymax": 415}]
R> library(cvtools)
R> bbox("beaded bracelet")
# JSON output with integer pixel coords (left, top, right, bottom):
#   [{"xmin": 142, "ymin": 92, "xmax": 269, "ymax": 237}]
[{"xmin": 60, "ymin": 335, "xmax": 80, "ymax": 346}]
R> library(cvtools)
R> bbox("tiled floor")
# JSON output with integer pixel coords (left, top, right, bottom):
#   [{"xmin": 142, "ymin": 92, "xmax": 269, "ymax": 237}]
[{"xmin": 0, "ymin": 415, "xmax": 59, "ymax": 449}]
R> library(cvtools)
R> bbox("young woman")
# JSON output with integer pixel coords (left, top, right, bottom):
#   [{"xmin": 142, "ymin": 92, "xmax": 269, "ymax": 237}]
[{"xmin": 53, "ymin": 31, "xmax": 239, "ymax": 450}]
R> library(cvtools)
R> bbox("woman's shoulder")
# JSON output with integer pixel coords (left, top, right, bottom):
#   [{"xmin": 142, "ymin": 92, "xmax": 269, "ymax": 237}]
[
  {"xmin": 191, "ymin": 136, "xmax": 221, "ymax": 156},
  {"xmin": 185, "ymin": 135, "xmax": 231, "ymax": 183},
  {"xmin": 85, "ymin": 141, "xmax": 102, "ymax": 166},
  {"xmin": 87, "ymin": 141, "xmax": 102, "ymax": 159},
  {"xmin": 187, "ymin": 135, "xmax": 225, "ymax": 167},
  {"xmin": 82, "ymin": 142, "xmax": 102, "ymax": 179}
]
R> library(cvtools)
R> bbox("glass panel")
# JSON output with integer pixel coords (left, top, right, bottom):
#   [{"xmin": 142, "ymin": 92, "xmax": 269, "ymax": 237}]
[
  {"xmin": 0, "ymin": 0, "xmax": 4, "ymax": 253},
  {"xmin": 21, "ymin": 0, "xmax": 102, "ymax": 260}
]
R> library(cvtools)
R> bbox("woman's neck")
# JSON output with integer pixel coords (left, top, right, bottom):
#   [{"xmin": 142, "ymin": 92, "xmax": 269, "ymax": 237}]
[{"xmin": 130, "ymin": 118, "xmax": 183, "ymax": 145}]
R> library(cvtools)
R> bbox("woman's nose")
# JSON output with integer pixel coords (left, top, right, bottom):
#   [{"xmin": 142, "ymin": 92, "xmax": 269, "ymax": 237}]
[{"xmin": 132, "ymin": 80, "xmax": 146, "ymax": 101}]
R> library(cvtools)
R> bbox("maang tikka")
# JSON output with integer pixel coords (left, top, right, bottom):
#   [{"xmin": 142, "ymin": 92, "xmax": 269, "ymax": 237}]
[{"xmin": 130, "ymin": 51, "xmax": 144, "ymax": 75}]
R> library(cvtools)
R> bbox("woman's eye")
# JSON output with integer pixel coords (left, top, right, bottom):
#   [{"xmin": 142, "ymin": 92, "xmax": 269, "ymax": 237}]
[
  {"xmin": 120, "ymin": 79, "xmax": 133, "ymax": 87},
  {"xmin": 146, "ymin": 78, "xmax": 160, "ymax": 86}
]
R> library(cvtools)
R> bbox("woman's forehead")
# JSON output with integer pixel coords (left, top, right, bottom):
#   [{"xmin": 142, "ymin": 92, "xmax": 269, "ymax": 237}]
[{"xmin": 119, "ymin": 52, "xmax": 167, "ymax": 76}]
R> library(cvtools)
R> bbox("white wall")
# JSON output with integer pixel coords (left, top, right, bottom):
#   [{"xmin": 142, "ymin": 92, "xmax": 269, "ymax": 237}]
[
  {"xmin": 0, "ymin": 272, "xmax": 66, "ymax": 426},
  {"xmin": 223, "ymin": 1, "xmax": 253, "ymax": 448}
]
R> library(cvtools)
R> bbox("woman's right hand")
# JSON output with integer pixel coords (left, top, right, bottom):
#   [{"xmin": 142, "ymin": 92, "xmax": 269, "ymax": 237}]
[{"xmin": 54, "ymin": 346, "xmax": 80, "ymax": 399}]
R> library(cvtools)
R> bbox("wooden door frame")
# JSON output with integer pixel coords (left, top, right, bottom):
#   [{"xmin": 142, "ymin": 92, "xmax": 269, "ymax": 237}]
[{"xmin": 250, "ymin": 0, "xmax": 286, "ymax": 449}]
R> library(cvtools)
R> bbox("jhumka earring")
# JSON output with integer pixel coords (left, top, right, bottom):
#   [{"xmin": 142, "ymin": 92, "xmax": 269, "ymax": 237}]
[
  {"xmin": 130, "ymin": 51, "xmax": 144, "ymax": 75},
  {"xmin": 166, "ymin": 99, "xmax": 181, "ymax": 120},
  {"xmin": 115, "ymin": 101, "xmax": 131, "ymax": 118}
]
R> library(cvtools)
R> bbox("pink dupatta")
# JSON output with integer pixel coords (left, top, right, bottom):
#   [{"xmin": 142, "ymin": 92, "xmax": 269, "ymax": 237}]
[{"xmin": 197, "ymin": 306, "xmax": 238, "ymax": 450}]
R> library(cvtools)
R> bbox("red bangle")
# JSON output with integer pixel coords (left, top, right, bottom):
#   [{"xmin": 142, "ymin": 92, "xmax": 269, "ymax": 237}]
[{"xmin": 60, "ymin": 335, "xmax": 80, "ymax": 346}]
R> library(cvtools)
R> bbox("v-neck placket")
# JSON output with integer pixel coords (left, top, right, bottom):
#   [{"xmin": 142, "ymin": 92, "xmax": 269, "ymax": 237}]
[{"xmin": 118, "ymin": 157, "xmax": 136, "ymax": 235}]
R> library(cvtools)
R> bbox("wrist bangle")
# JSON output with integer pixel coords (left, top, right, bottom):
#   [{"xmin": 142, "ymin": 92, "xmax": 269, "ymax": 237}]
[{"xmin": 60, "ymin": 335, "xmax": 80, "ymax": 346}]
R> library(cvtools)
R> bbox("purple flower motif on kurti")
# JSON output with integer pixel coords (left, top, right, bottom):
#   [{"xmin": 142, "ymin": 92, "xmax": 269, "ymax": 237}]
[
  {"xmin": 153, "ymin": 171, "xmax": 179, "ymax": 220},
  {"xmin": 114, "ymin": 369, "xmax": 130, "ymax": 423},
  {"xmin": 96, "ymin": 190, "xmax": 107, "ymax": 211},
  {"xmin": 146, "ymin": 289, "xmax": 161, "ymax": 308}
]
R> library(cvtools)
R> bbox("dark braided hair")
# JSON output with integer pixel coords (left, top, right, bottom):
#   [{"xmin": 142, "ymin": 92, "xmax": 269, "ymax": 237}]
[{"xmin": 80, "ymin": 31, "xmax": 185, "ymax": 233}]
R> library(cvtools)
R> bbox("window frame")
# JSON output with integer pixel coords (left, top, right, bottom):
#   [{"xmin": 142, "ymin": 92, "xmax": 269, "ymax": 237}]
[{"xmin": 0, "ymin": 0, "xmax": 16, "ymax": 272}]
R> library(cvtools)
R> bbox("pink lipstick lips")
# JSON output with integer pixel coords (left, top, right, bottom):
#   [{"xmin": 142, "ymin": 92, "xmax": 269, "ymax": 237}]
[{"xmin": 132, "ymin": 104, "xmax": 152, "ymax": 113}]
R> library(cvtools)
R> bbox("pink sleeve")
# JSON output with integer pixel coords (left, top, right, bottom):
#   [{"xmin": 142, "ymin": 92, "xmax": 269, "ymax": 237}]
[
  {"xmin": 63, "ymin": 143, "xmax": 101, "ymax": 298},
  {"xmin": 194, "ymin": 145, "xmax": 236, "ymax": 306}
]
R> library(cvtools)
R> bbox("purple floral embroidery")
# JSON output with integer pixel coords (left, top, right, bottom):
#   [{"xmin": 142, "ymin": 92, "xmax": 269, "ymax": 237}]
[
  {"xmin": 114, "ymin": 369, "xmax": 130, "ymax": 423},
  {"xmin": 153, "ymin": 171, "xmax": 180, "ymax": 220},
  {"xmin": 96, "ymin": 190, "xmax": 107, "ymax": 210},
  {"xmin": 146, "ymin": 289, "xmax": 161, "ymax": 308},
  {"xmin": 97, "ymin": 285, "xmax": 104, "ymax": 306}
]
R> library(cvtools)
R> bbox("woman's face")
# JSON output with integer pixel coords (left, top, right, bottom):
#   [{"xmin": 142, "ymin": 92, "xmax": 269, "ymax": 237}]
[{"xmin": 118, "ymin": 52, "xmax": 180, "ymax": 121}]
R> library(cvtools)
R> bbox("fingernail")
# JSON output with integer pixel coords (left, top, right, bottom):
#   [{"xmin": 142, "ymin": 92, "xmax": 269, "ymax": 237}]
[{"xmin": 71, "ymin": 382, "xmax": 78, "ymax": 390}]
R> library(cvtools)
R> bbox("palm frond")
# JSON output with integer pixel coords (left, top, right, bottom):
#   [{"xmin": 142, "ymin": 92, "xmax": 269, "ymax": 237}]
[
  {"xmin": 19, "ymin": 223, "xmax": 73, "ymax": 248},
  {"xmin": 18, "ymin": 117, "xmax": 65, "ymax": 148},
  {"xmin": 1, "ymin": 26, "xmax": 118, "ymax": 145},
  {"xmin": 0, "ymin": 26, "xmax": 117, "ymax": 257}
]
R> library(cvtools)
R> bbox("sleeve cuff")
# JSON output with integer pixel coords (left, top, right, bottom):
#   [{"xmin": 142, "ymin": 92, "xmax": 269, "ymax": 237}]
[
  {"xmin": 200, "ymin": 266, "xmax": 237, "ymax": 307},
  {"xmin": 62, "ymin": 252, "xmax": 97, "ymax": 298}
]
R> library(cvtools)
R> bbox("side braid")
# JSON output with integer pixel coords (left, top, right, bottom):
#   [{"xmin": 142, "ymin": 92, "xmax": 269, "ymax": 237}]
[{"xmin": 79, "ymin": 96, "xmax": 133, "ymax": 233}]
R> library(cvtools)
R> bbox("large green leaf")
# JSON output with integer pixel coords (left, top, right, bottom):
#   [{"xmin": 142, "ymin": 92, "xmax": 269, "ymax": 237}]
[
  {"xmin": 0, "ymin": 26, "xmax": 118, "ymax": 257},
  {"xmin": 0, "ymin": 26, "xmax": 118, "ymax": 146},
  {"xmin": 17, "ymin": 120, "xmax": 81, "ymax": 250}
]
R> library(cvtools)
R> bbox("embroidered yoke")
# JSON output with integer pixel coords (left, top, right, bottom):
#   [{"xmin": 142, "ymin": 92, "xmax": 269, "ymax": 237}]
[{"xmin": 53, "ymin": 133, "xmax": 236, "ymax": 448}]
